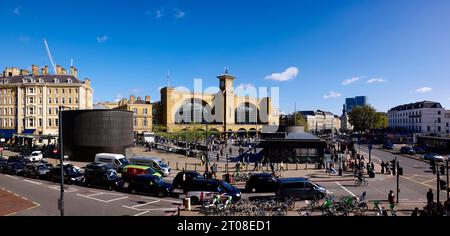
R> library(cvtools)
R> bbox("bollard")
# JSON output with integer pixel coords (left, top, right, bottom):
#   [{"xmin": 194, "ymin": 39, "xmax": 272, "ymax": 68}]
[
  {"xmin": 176, "ymin": 162, "xmax": 179, "ymax": 170},
  {"xmin": 184, "ymin": 198, "xmax": 191, "ymax": 211},
  {"xmin": 296, "ymin": 163, "xmax": 298, "ymax": 170},
  {"xmin": 305, "ymin": 162, "xmax": 308, "ymax": 170},
  {"xmin": 194, "ymin": 164, "xmax": 197, "ymax": 172}
]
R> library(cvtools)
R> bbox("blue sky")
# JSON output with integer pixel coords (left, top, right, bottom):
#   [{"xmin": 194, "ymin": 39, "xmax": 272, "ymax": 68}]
[{"xmin": 1, "ymin": 0, "xmax": 450, "ymax": 115}]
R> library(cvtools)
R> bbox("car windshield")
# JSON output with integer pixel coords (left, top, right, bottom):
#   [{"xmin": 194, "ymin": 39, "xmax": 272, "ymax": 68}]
[
  {"xmin": 106, "ymin": 170, "xmax": 118, "ymax": 177},
  {"xmin": 65, "ymin": 166, "xmax": 79, "ymax": 175},
  {"xmin": 158, "ymin": 161, "xmax": 168, "ymax": 167},
  {"xmin": 118, "ymin": 158, "xmax": 129, "ymax": 165}
]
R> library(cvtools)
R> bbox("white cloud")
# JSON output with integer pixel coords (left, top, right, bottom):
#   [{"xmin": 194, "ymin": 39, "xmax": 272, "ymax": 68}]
[
  {"xmin": 174, "ymin": 9, "xmax": 185, "ymax": 18},
  {"xmin": 131, "ymin": 88, "xmax": 141, "ymax": 94},
  {"xmin": 323, "ymin": 91, "xmax": 342, "ymax": 99},
  {"xmin": 113, "ymin": 93, "xmax": 123, "ymax": 102},
  {"xmin": 96, "ymin": 35, "xmax": 109, "ymax": 43},
  {"xmin": 11, "ymin": 7, "xmax": 20, "ymax": 15},
  {"xmin": 367, "ymin": 78, "xmax": 387, "ymax": 84},
  {"xmin": 415, "ymin": 87, "xmax": 432, "ymax": 94},
  {"xmin": 264, "ymin": 67, "xmax": 299, "ymax": 82},
  {"xmin": 342, "ymin": 77, "xmax": 361, "ymax": 85}
]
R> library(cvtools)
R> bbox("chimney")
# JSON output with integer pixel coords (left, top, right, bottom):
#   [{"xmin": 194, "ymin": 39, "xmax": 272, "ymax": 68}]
[
  {"xmin": 20, "ymin": 69, "xmax": 30, "ymax": 75},
  {"xmin": 137, "ymin": 96, "xmax": 142, "ymax": 101},
  {"xmin": 32, "ymin": 65, "xmax": 39, "ymax": 75},
  {"xmin": 41, "ymin": 66, "xmax": 49, "ymax": 75},
  {"xmin": 70, "ymin": 66, "xmax": 78, "ymax": 77},
  {"xmin": 145, "ymin": 96, "xmax": 151, "ymax": 103},
  {"xmin": 56, "ymin": 65, "xmax": 62, "ymax": 75},
  {"xmin": 130, "ymin": 95, "xmax": 136, "ymax": 104},
  {"xmin": 61, "ymin": 68, "xmax": 67, "ymax": 75}
]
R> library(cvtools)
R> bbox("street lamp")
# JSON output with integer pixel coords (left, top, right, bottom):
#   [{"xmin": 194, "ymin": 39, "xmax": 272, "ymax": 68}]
[{"xmin": 58, "ymin": 105, "xmax": 69, "ymax": 217}]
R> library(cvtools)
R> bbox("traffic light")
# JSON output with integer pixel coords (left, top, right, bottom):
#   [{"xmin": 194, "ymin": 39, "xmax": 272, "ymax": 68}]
[
  {"xmin": 398, "ymin": 167, "xmax": 403, "ymax": 176},
  {"xmin": 440, "ymin": 180, "xmax": 447, "ymax": 190},
  {"xmin": 430, "ymin": 159, "xmax": 436, "ymax": 174},
  {"xmin": 390, "ymin": 160, "xmax": 396, "ymax": 175},
  {"xmin": 440, "ymin": 165, "xmax": 446, "ymax": 175}
]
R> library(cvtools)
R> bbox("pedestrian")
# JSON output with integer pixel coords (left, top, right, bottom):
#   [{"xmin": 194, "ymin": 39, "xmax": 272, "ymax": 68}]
[
  {"xmin": 270, "ymin": 162, "xmax": 275, "ymax": 174},
  {"xmin": 426, "ymin": 189, "xmax": 434, "ymax": 205},
  {"xmin": 217, "ymin": 153, "xmax": 220, "ymax": 162},
  {"xmin": 280, "ymin": 161, "xmax": 285, "ymax": 172},
  {"xmin": 235, "ymin": 162, "xmax": 241, "ymax": 174},
  {"xmin": 371, "ymin": 162, "xmax": 375, "ymax": 172},
  {"xmin": 211, "ymin": 163, "xmax": 217, "ymax": 178},
  {"xmin": 388, "ymin": 190, "xmax": 395, "ymax": 206},
  {"xmin": 229, "ymin": 147, "xmax": 232, "ymax": 155},
  {"xmin": 411, "ymin": 207, "xmax": 419, "ymax": 216},
  {"xmin": 253, "ymin": 160, "xmax": 259, "ymax": 171}
]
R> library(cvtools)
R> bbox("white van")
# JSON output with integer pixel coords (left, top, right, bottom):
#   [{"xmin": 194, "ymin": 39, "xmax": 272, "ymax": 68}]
[
  {"xmin": 26, "ymin": 151, "xmax": 43, "ymax": 162},
  {"xmin": 94, "ymin": 153, "xmax": 129, "ymax": 171},
  {"xmin": 129, "ymin": 156, "xmax": 171, "ymax": 177}
]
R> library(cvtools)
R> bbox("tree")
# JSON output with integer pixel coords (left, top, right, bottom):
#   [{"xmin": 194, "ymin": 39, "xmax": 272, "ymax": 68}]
[
  {"xmin": 374, "ymin": 112, "xmax": 388, "ymax": 129},
  {"xmin": 348, "ymin": 105, "xmax": 377, "ymax": 132},
  {"xmin": 294, "ymin": 112, "xmax": 309, "ymax": 130}
]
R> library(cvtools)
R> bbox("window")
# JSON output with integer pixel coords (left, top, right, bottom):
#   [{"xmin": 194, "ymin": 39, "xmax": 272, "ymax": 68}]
[
  {"xmin": 427, "ymin": 126, "xmax": 431, "ymax": 132},
  {"xmin": 55, "ymin": 98, "xmax": 59, "ymax": 104},
  {"xmin": 55, "ymin": 88, "xmax": 58, "ymax": 93},
  {"xmin": 3, "ymin": 119, "xmax": 6, "ymax": 127},
  {"xmin": 48, "ymin": 119, "xmax": 52, "ymax": 127},
  {"xmin": 55, "ymin": 107, "xmax": 58, "ymax": 115},
  {"xmin": 143, "ymin": 108, "xmax": 148, "ymax": 115},
  {"xmin": 67, "ymin": 79, "xmax": 72, "ymax": 84},
  {"xmin": 144, "ymin": 119, "xmax": 148, "ymax": 127},
  {"xmin": 75, "ymin": 98, "xmax": 78, "ymax": 104},
  {"xmin": 48, "ymin": 88, "xmax": 51, "ymax": 94},
  {"xmin": 39, "ymin": 97, "xmax": 42, "ymax": 104},
  {"xmin": 54, "ymin": 78, "xmax": 59, "ymax": 83},
  {"xmin": 133, "ymin": 108, "xmax": 137, "ymax": 114},
  {"xmin": 153, "ymin": 108, "xmax": 157, "ymax": 116},
  {"xmin": 48, "ymin": 108, "xmax": 52, "ymax": 115},
  {"xmin": 3, "ymin": 108, "xmax": 6, "ymax": 116},
  {"xmin": 68, "ymin": 98, "xmax": 72, "ymax": 104},
  {"xmin": 39, "ymin": 119, "xmax": 42, "ymax": 127},
  {"xmin": 48, "ymin": 97, "xmax": 52, "ymax": 104},
  {"xmin": 9, "ymin": 119, "xmax": 12, "ymax": 127},
  {"xmin": 39, "ymin": 78, "xmax": 43, "ymax": 83},
  {"xmin": 9, "ymin": 108, "xmax": 12, "ymax": 115},
  {"xmin": 134, "ymin": 118, "xmax": 137, "ymax": 126},
  {"xmin": 69, "ymin": 89, "xmax": 72, "ymax": 93},
  {"xmin": 29, "ymin": 119, "xmax": 34, "ymax": 127},
  {"xmin": 62, "ymin": 89, "xmax": 65, "ymax": 94},
  {"xmin": 28, "ymin": 97, "xmax": 34, "ymax": 104},
  {"xmin": 3, "ymin": 98, "xmax": 6, "ymax": 104},
  {"xmin": 39, "ymin": 108, "xmax": 42, "ymax": 115},
  {"xmin": 438, "ymin": 118, "xmax": 441, "ymax": 123},
  {"xmin": 29, "ymin": 107, "xmax": 34, "ymax": 115},
  {"xmin": 55, "ymin": 118, "xmax": 59, "ymax": 127},
  {"xmin": 438, "ymin": 126, "xmax": 441, "ymax": 132},
  {"xmin": 438, "ymin": 111, "xmax": 441, "ymax": 115},
  {"xmin": 62, "ymin": 98, "xmax": 65, "ymax": 104},
  {"xmin": 75, "ymin": 89, "xmax": 78, "ymax": 93}
]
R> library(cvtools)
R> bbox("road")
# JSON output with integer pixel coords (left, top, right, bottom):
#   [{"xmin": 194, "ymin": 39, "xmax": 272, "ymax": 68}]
[{"xmin": 0, "ymin": 174, "xmax": 182, "ymax": 216}]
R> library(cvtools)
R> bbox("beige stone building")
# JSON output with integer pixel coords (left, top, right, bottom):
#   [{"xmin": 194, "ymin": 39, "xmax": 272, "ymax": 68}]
[
  {"xmin": 156, "ymin": 70, "xmax": 279, "ymax": 134},
  {"xmin": 0, "ymin": 65, "xmax": 93, "ymax": 144},
  {"xmin": 115, "ymin": 96, "xmax": 154, "ymax": 135}
]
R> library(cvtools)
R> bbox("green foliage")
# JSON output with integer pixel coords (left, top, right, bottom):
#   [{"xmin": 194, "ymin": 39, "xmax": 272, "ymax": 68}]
[{"xmin": 348, "ymin": 105, "xmax": 377, "ymax": 132}]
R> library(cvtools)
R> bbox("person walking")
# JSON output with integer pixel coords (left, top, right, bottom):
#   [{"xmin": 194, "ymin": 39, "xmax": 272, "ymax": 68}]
[
  {"xmin": 411, "ymin": 207, "xmax": 419, "ymax": 216},
  {"xmin": 211, "ymin": 163, "xmax": 217, "ymax": 178},
  {"xmin": 216, "ymin": 153, "xmax": 220, "ymax": 162},
  {"xmin": 270, "ymin": 162, "xmax": 275, "ymax": 175},
  {"xmin": 388, "ymin": 190, "xmax": 395, "ymax": 206},
  {"xmin": 253, "ymin": 160, "xmax": 259, "ymax": 171},
  {"xmin": 280, "ymin": 161, "xmax": 285, "ymax": 172},
  {"xmin": 426, "ymin": 189, "xmax": 434, "ymax": 205},
  {"xmin": 371, "ymin": 162, "xmax": 375, "ymax": 172}
]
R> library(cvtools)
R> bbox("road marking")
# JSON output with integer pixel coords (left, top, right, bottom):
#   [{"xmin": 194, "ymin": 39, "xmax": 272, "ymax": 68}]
[
  {"xmin": 24, "ymin": 179, "xmax": 42, "ymax": 185},
  {"xmin": 400, "ymin": 176, "xmax": 436, "ymax": 190},
  {"xmin": 359, "ymin": 150, "xmax": 382, "ymax": 163},
  {"xmin": 335, "ymin": 182, "xmax": 356, "ymax": 197},
  {"xmin": 141, "ymin": 196, "xmax": 181, "ymax": 204},
  {"xmin": 86, "ymin": 193, "xmax": 104, "ymax": 197},
  {"xmin": 48, "ymin": 185, "xmax": 78, "ymax": 193},
  {"xmin": 22, "ymin": 197, "xmax": 28, "ymax": 200},
  {"xmin": 421, "ymin": 178, "xmax": 436, "ymax": 184},
  {"xmin": 5, "ymin": 212, "xmax": 17, "ymax": 216},
  {"xmin": 132, "ymin": 200, "xmax": 160, "ymax": 208},
  {"xmin": 76, "ymin": 193, "xmax": 128, "ymax": 203},
  {"xmin": 14, "ymin": 193, "xmax": 20, "ymax": 197},
  {"xmin": 134, "ymin": 210, "xmax": 150, "ymax": 216},
  {"xmin": 5, "ymin": 175, "xmax": 18, "ymax": 180}
]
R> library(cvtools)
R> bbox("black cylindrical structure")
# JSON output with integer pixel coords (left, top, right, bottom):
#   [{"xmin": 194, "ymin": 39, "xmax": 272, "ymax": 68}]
[{"xmin": 62, "ymin": 110, "xmax": 133, "ymax": 162}]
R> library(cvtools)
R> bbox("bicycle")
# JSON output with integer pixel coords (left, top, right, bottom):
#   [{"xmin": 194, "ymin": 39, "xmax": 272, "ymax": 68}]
[{"xmin": 354, "ymin": 178, "xmax": 368, "ymax": 187}]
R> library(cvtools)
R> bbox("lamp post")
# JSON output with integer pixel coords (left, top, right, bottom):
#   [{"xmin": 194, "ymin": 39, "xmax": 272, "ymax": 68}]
[{"xmin": 58, "ymin": 105, "xmax": 69, "ymax": 216}]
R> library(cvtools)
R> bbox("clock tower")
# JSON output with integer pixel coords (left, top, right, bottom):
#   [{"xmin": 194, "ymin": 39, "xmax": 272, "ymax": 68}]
[{"xmin": 217, "ymin": 67, "xmax": 236, "ymax": 132}]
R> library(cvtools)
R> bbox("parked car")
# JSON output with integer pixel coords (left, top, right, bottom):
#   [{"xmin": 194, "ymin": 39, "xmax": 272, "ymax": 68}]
[
  {"xmin": 413, "ymin": 146, "xmax": 426, "ymax": 154},
  {"xmin": 383, "ymin": 142, "xmax": 394, "ymax": 150},
  {"xmin": 184, "ymin": 179, "xmax": 241, "ymax": 205},
  {"xmin": 84, "ymin": 163, "xmax": 121, "ymax": 190},
  {"xmin": 46, "ymin": 165, "xmax": 84, "ymax": 184},
  {"xmin": 122, "ymin": 165, "xmax": 161, "ymax": 180},
  {"xmin": 2, "ymin": 162, "xmax": 26, "ymax": 175},
  {"xmin": 23, "ymin": 163, "xmax": 51, "ymax": 179},
  {"xmin": 424, "ymin": 153, "xmax": 445, "ymax": 162},
  {"xmin": 0, "ymin": 158, "xmax": 7, "ymax": 171},
  {"xmin": 245, "ymin": 173, "xmax": 279, "ymax": 193},
  {"xmin": 25, "ymin": 151, "xmax": 44, "ymax": 162},
  {"xmin": 7, "ymin": 155, "xmax": 30, "ymax": 164},
  {"xmin": 128, "ymin": 156, "xmax": 171, "ymax": 177},
  {"xmin": 276, "ymin": 178, "xmax": 328, "ymax": 201},
  {"xmin": 94, "ymin": 153, "xmax": 129, "ymax": 172},
  {"xmin": 127, "ymin": 174, "xmax": 173, "ymax": 197},
  {"xmin": 172, "ymin": 171, "xmax": 204, "ymax": 189},
  {"xmin": 400, "ymin": 146, "xmax": 415, "ymax": 155}
]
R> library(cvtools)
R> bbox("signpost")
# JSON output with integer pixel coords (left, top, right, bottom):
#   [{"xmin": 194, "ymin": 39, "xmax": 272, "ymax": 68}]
[{"xmin": 368, "ymin": 144, "xmax": 373, "ymax": 164}]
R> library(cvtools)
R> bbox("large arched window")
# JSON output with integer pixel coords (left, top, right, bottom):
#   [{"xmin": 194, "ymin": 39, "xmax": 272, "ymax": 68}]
[
  {"xmin": 235, "ymin": 102, "xmax": 259, "ymax": 124},
  {"xmin": 175, "ymin": 98, "xmax": 212, "ymax": 124}
]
